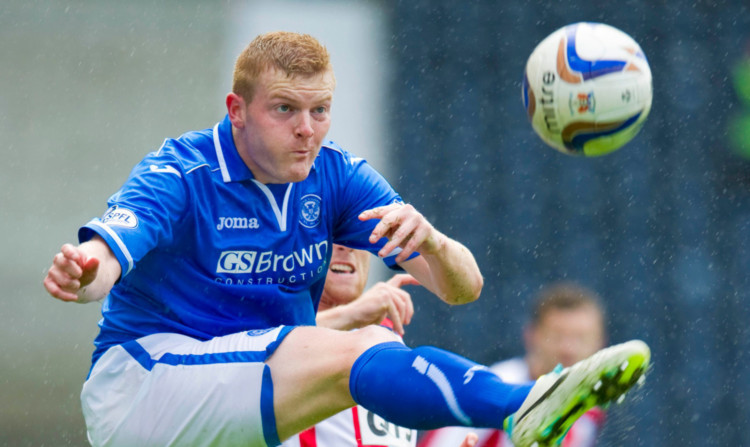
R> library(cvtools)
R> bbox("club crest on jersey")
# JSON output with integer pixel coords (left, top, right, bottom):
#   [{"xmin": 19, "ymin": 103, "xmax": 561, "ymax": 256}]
[
  {"xmin": 299, "ymin": 194, "xmax": 322, "ymax": 228},
  {"xmin": 101, "ymin": 205, "xmax": 138, "ymax": 228}
]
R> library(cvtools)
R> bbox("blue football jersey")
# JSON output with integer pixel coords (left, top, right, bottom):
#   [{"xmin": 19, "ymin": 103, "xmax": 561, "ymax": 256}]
[{"xmin": 80, "ymin": 115, "xmax": 412, "ymax": 364}]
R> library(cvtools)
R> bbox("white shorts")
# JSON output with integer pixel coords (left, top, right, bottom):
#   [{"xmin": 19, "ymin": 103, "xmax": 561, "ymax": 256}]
[{"xmin": 81, "ymin": 326, "xmax": 294, "ymax": 447}]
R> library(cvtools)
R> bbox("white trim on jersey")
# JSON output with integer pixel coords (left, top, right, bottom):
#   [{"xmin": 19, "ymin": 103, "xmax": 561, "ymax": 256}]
[
  {"xmin": 252, "ymin": 180, "xmax": 293, "ymax": 232},
  {"xmin": 186, "ymin": 163, "xmax": 210, "ymax": 175},
  {"xmin": 156, "ymin": 138, "xmax": 169, "ymax": 155},
  {"xmin": 212, "ymin": 122, "xmax": 231, "ymax": 183},
  {"xmin": 88, "ymin": 219, "xmax": 135, "ymax": 276},
  {"xmin": 322, "ymin": 143, "xmax": 344, "ymax": 155}
]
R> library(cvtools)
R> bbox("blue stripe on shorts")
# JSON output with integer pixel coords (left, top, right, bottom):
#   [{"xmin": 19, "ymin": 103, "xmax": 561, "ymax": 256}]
[
  {"xmin": 120, "ymin": 340, "xmax": 268, "ymax": 370},
  {"xmin": 119, "ymin": 326, "xmax": 297, "ymax": 371},
  {"xmin": 261, "ymin": 364, "xmax": 280, "ymax": 447}
]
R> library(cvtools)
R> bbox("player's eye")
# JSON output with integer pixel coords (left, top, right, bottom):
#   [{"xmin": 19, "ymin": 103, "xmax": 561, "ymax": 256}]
[
  {"xmin": 276, "ymin": 104, "xmax": 291, "ymax": 113},
  {"xmin": 313, "ymin": 106, "xmax": 327, "ymax": 114}
]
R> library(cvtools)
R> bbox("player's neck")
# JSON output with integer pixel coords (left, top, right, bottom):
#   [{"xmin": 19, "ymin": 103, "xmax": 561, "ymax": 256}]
[{"xmin": 231, "ymin": 125, "xmax": 266, "ymax": 183}]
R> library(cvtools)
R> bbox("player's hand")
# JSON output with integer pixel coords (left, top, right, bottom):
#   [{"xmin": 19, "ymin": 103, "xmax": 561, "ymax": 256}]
[
  {"xmin": 348, "ymin": 274, "xmax": 419, "ymax": 336},
  {"xmin": 43, "ymin": 243, "xmax": 100, "ymax": 302},
  {"xmin": 359, "ymin": 203, "xmax": 445, "ymax": 263},
  {"xmin": 460, "ymin": 433, "xmax": 478, "ymax": 447}
]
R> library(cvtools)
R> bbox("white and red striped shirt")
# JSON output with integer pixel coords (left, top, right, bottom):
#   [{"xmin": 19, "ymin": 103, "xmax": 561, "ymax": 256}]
[
  {"xmin": 282, "ymin": 320, "xmax": 417, "ymax": 447},
  {"xmin": 283, "ymin": 405, "xmax": 418, "ymax": 447},
  {"xmin": 416, "ymin": 358, "xmax": 606, "ymax": 447}
]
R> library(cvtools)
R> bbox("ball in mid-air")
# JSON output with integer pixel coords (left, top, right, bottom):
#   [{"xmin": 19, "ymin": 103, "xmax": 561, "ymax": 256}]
[{"xmin": 522, "ymin": 22, "xmax": 652, "ymax": 156}]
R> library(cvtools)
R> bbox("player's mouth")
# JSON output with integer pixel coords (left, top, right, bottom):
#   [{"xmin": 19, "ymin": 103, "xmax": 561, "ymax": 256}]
[{"xmin": 329, "ymin": 262, "xmax": 356, "ymax": 275}]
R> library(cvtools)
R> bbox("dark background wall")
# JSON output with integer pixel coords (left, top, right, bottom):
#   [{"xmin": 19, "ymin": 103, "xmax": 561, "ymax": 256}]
[{"xmin": 387, "ymin": 1, "xmax": 750, "ymax": 445}]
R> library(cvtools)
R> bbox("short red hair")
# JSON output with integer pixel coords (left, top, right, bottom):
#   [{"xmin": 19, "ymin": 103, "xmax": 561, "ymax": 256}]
[{"xmin": 232, "ymin": 31, "xmax": 334, "ymax": 102}]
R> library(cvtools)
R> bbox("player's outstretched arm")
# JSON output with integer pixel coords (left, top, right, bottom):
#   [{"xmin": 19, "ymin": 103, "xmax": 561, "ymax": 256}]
[
  {"xmin": 316, "ymin": 273, "xmax": 419, "ymax": 335},
  {"xmin": 43, "ymin": 235, "xmax": 121, "ymax": 303},
  {"xmin": 359, "ymin": 203, "xmax": 483, "ymax": 305}
]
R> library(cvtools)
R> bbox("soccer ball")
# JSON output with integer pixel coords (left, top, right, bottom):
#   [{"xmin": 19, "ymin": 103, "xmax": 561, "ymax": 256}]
[{"xmin": 522, "ymin": 22, "xmax": 652, "ymax": 156}]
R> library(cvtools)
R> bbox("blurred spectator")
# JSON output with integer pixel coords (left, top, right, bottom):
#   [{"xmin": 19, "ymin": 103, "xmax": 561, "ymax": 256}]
[{"xmin": 418, "ymin": 282, "xmax": 607, "ymax": 447}]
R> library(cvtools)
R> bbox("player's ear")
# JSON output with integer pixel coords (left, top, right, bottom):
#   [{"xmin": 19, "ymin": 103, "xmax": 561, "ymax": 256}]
[{"xmin": 226, "ymin": 92, "xmax": 247, "ymax": 128}]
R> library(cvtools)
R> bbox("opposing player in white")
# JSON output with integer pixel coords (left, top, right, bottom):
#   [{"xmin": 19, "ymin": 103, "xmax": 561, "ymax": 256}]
[
  {"xmin": 44, "ymin": 31, "xmax": 650, "ymax": 447},
  {"xmin": 284, "ymin": 243, "xmax": 418, "ymax": 447}
]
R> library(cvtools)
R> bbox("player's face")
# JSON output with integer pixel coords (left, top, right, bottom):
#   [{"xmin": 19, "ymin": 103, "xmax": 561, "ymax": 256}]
[
  {"xmin": 525, "ymin": 305, "xmax": 605, "ymax": 378},
  {"xmin": 320, "ymin": 245, "xmax": 371, "ymax": 308},
  {"xmin": 239, "ymin": 67, "xmax": 334, "ymax": 184}
]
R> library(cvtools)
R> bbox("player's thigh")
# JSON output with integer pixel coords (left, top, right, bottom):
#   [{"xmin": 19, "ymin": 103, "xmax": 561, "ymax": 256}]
[
  {"xmin": 82, "ymin": 328, "xmax": 291, "ymax": 447},
  {"xmin": 268, "ymin": 325, "xmax": 401, "ymax": 441}
]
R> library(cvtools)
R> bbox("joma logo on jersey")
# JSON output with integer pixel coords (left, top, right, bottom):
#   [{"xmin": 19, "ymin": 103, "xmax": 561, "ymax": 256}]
[
  {"xmin": 216, "ymin": 217, "xmax": 260, "ymax": 231},
  {"xmin": 216, "ymin": 240, "xmax": 329, "ymax": 274}
]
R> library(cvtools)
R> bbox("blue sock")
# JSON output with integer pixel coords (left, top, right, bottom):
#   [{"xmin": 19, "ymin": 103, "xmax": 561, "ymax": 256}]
[{"xmin": 349, "ymin": 342, "xmax": 533, "ymax": 429}]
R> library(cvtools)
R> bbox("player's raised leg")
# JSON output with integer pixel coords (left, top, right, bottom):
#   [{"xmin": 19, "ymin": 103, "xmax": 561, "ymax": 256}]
[
  {"xmin": 268, "ymin": 325, "xmax": 534, "ymax": 442},
  {"xmin": 270, "ymin": 329, "xmax": 650, "ymax": 447}
]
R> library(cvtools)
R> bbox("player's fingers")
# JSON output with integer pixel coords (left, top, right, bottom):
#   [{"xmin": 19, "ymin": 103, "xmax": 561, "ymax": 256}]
[
  {"xmin": 60, "ymin": 243, "xmax": 83, "ymax": 265},
  {"xmin": 43, "ymin": 276, "xmax": 79, "ymax": 302},
  {"xmin": 387, "ymin": 273, "xmax": 420, "ymax": 288},
  {"xmin": 53, "ymin": 251, "xmax": 83, "ymax": 278},
  {"xmin": 394, "ymin": 223, "xmax": 430, "ymax": 263},
  {"xmin": 387, "ymin": 300, "xmax": 405, "ymax": 336},
  {"xmin": 378, "ymin": 216, "xmax": 419, "ymax": 258},
  {"xmin": 367, "ymin": 204, "xmax": 416, "ymax": 244},
  {"xmin": 358, "ymin": 207, "xmax": 385, "ymax": 222},
  {"xmin": 358, "ymin": 202, "xmax": 403, "ymax": 222},
  {"xmin": 82, "ymin": 256, "xmax": 99, "ymax": 272},
  {"xmin": 389, "ymin": 290, "xmax": 413, "ymax": 328},
  {"xmin": 368, "ymin": 208, "xmax": 403, "ymax": 245},
  {"xmin": 46, "ymin": 267, "xmax": 81, "ymax": 291},
  {"xmin": 79, "ymin": 257, "xmax": 100, "ymax": 287},
  {"xmin": 389, "ymin": 290, "xmax": 406, "ymax": 322},
  {"xmin": 391, "ymin": 287, "xmax": 414, "ymax": 328}
]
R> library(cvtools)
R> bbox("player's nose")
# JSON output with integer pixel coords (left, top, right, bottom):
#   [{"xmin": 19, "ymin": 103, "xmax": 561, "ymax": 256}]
[{"xmin": 295, "ymin": 113, "xmax": 314, "ymax": 138}]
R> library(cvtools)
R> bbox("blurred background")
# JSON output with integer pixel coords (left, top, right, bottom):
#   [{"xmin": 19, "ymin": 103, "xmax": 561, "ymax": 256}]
[{"xmin": 2, "ymin": 0, "xmax": 749, "ymax": 445}]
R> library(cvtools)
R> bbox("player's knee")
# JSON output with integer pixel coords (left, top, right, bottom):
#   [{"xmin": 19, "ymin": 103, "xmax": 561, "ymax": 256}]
[
  {"xmin": 315, "ymin": 325, "xmax": 401, "ymax": 373},
  {"xmin": 345, "ymin": 325, "xmax": 402, "ymax": 360},
  {"xmin": 357, "ymin": 325, "xmax": 401, "ymax": 345}
]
